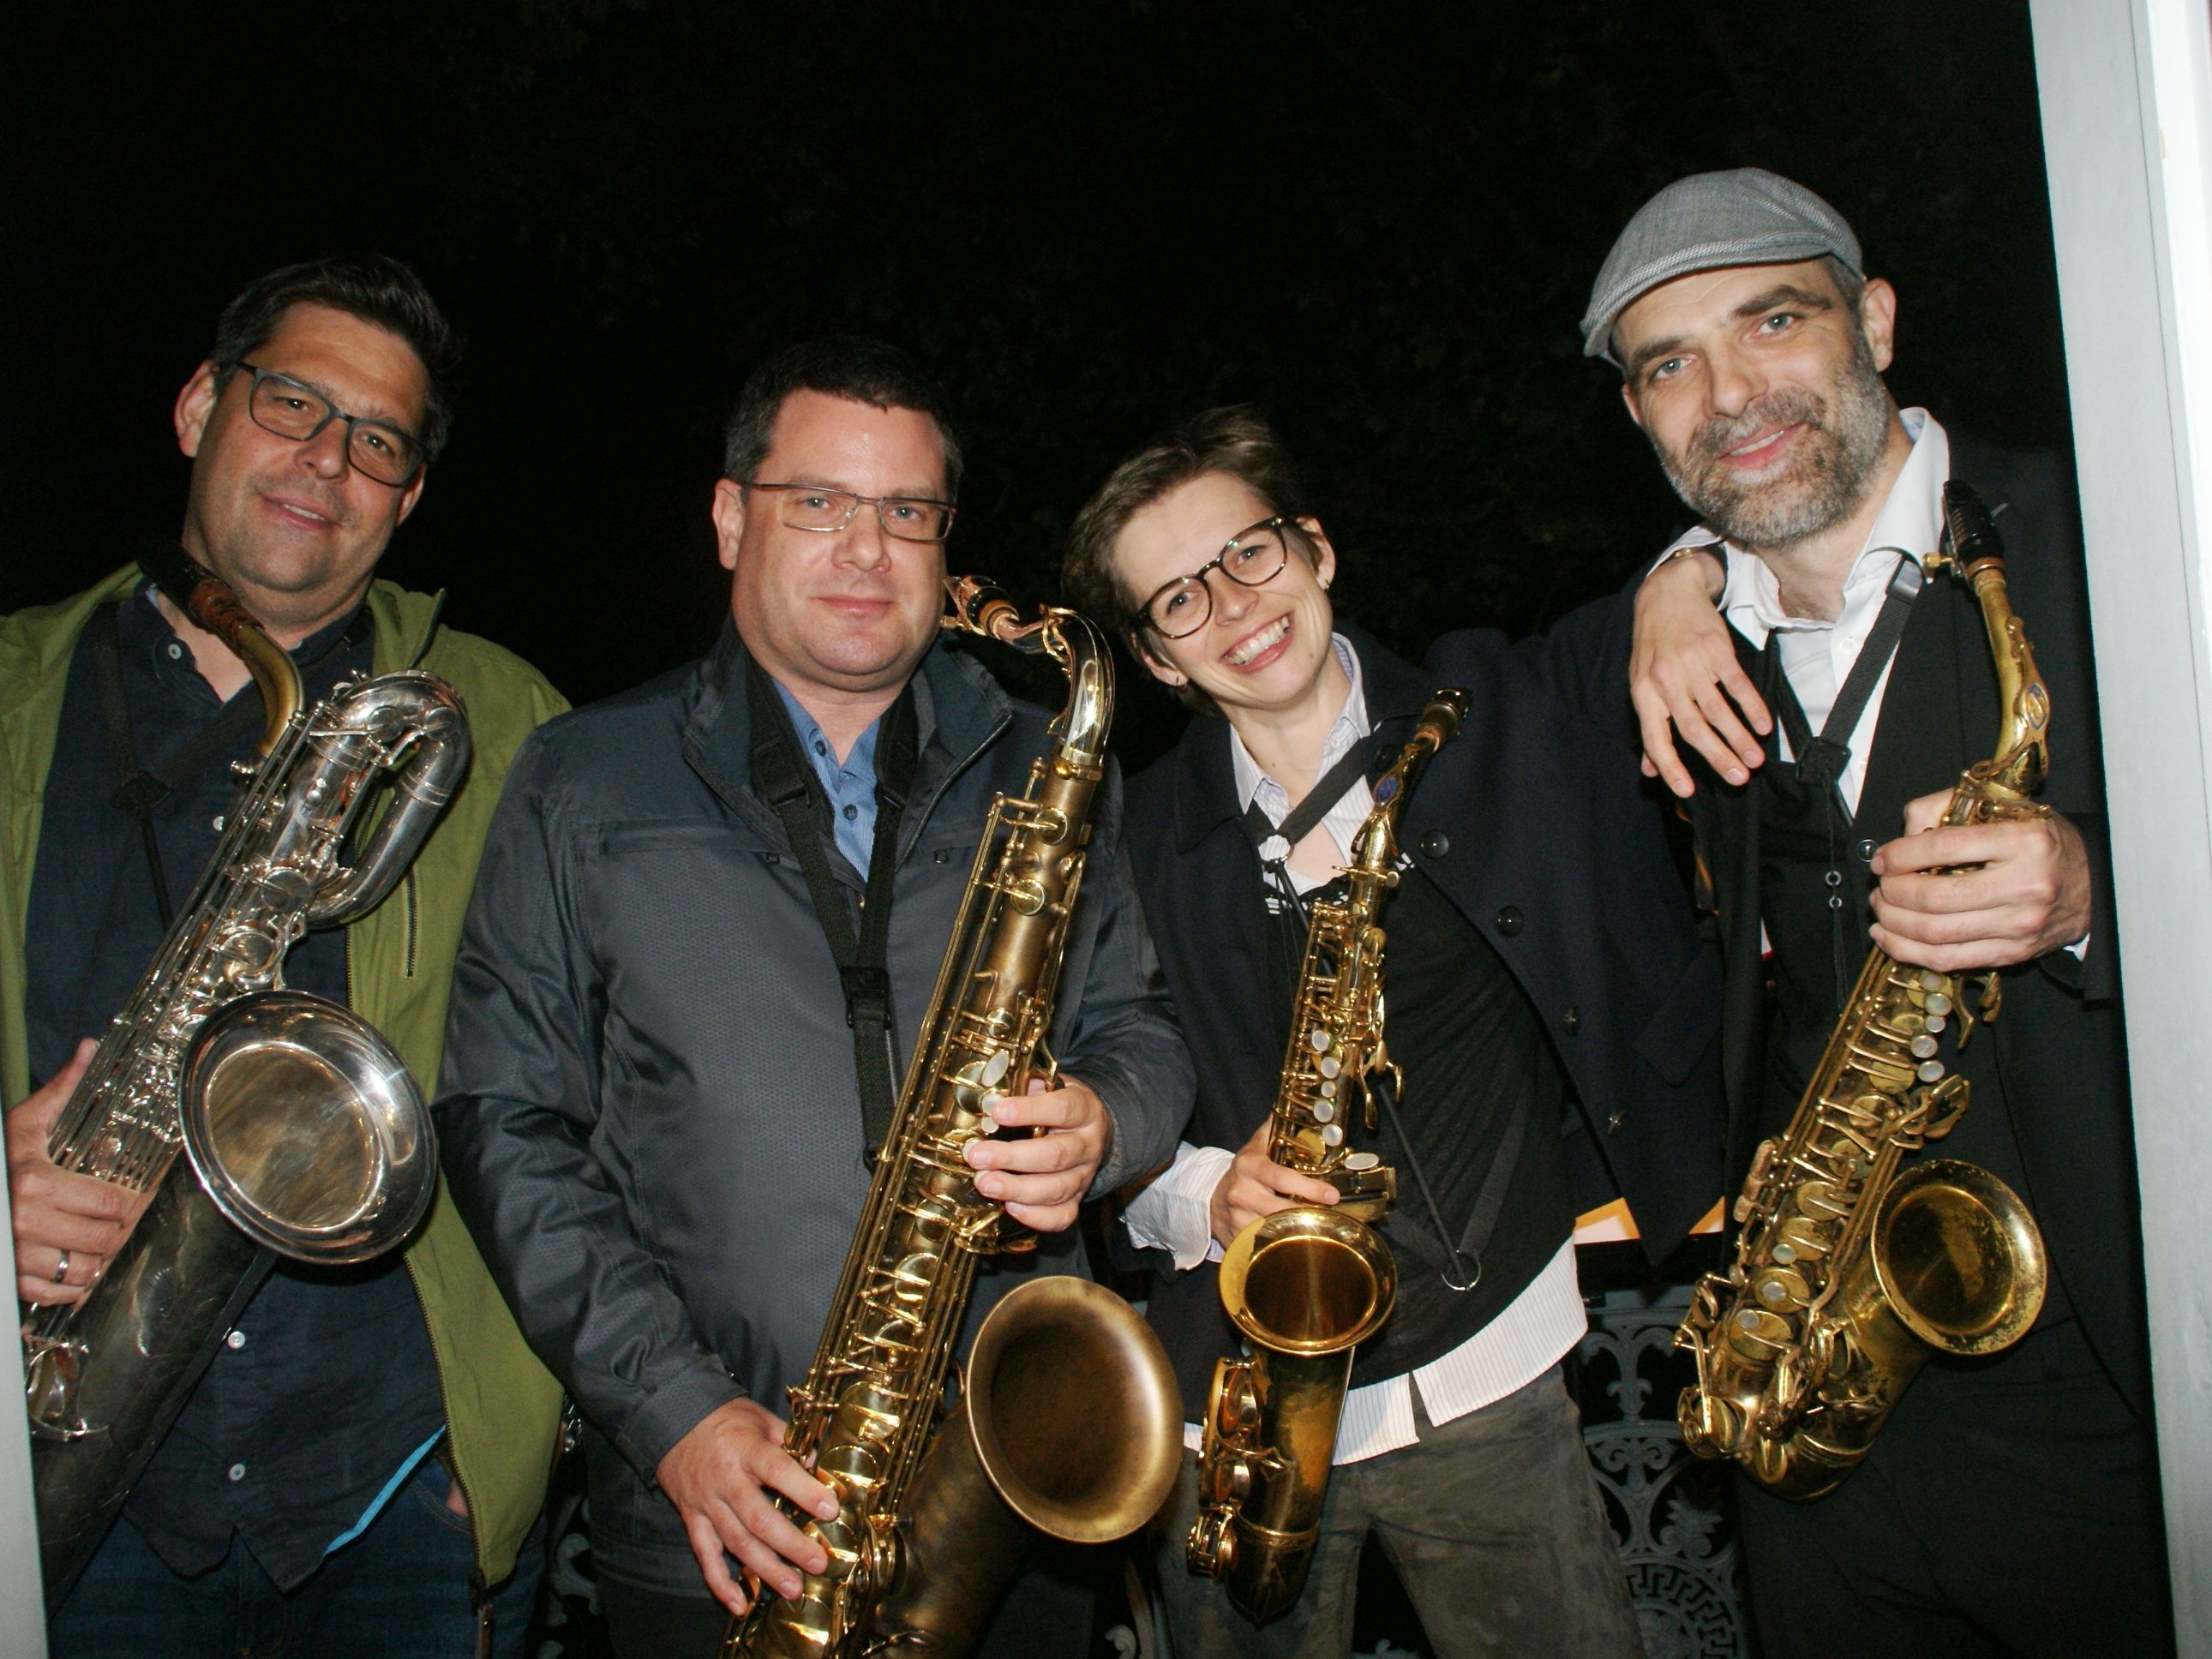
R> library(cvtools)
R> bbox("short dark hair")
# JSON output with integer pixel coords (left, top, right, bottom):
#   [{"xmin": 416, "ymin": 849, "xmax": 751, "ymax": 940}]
[
  {"xmin": 721, "ymin": 336, "xmax": 963, "ymax": 501},
  {"xmin": 1061, "ymin": 405, "xmax": 1317, "ymax": 716},
  {"xmin": 1824, "ymin": 253, "xmax": 1868, "ymax": 311},
  {"xmin": 1061, "ymin": 404, "xmax": 1313, "ymax": 626},
  {"xmin": 208, "ymin": 254, "xmax": 462, "ymax": 464}
]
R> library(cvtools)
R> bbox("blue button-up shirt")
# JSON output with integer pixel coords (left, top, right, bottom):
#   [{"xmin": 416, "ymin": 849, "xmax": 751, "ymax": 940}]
[
  {"xmin": 24, "ymin": 584, "xmax": 443, "ymax": 1590},
  {"xmin": 771, "ymin": 681, "xmax": 884, "ymax": 874}
]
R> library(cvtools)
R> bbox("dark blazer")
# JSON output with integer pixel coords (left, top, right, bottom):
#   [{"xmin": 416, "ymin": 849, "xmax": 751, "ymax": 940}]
[
  {"xmin": 1683, "ymin": 434, "xmax": 2149, "ymax": 1420},
  {"xmin": 1124, "ymin": 622, "xmax": 1725, "ymax": 1398}
]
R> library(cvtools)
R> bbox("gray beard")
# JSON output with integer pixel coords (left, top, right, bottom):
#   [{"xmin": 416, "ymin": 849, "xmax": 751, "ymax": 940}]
[{"xmin": 1655, "ymin": 331, "xmax": 1896, "ymax": 553}]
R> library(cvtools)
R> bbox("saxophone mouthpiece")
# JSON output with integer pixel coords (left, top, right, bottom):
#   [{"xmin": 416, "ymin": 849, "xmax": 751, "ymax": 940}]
[
  {"xmin": 135, "ymin": 538, "xmax": 300, "ymax": 755},
  {"xmin": 1939, "ymin": 482, "xmax": 2005, "ymax": 578},
  {"xmin": 1418, "ymin": 690, "xmax": 1470, "ymax": 746},
  {"xmin": 139, "ymin": 540, "xmax": 243, "ymax": 639},
  {"xmin": 944, "ymin": 574, "xmax": 1022, "ymax": 641}
]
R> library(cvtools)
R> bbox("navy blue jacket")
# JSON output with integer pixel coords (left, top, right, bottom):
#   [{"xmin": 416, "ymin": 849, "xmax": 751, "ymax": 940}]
[{"xmin": 1124, "ymin": 620, "xmax": 1725, "ymax": 1395}]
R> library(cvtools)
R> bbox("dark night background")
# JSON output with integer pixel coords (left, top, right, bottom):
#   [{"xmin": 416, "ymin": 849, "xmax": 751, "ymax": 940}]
[{"xmin": 2, "ymin": 1, "xmax": 2066, "ymax": 762}]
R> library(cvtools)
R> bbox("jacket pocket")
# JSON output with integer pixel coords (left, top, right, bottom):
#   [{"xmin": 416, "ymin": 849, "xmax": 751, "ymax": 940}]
[{"xmin": 1633, "ymin": 944, "xmax": 1722, "ymax": 1086}]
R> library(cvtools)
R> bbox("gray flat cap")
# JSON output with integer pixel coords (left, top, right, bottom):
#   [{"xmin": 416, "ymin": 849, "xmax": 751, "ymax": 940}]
[{"xmin": 1581, "ymin": 168, "xmax": 1862, "ymax": 362}]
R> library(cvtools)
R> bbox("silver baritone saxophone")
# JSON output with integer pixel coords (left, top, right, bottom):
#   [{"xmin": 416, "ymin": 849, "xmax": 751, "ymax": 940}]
[
  {"xmin": 23, "ymin": 546, "xmax": 466, "ymax": 1596},
  {"xmin": 725, "ymin": 577, "xmax": 1181, "ymax": 1659},
  {"xmin": 1188, "ymin": 690, "xmax": 1467, "ymax": 1625},
  {"xmin": 1675, "ymin": 482, "xmax": 2050, "ymax": 1500}
]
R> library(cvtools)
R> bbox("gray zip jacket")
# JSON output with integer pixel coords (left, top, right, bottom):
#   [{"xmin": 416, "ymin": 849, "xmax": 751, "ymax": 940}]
[{"xmin": 435, "ymin": 620, "xmax": 1190, "ymax": 1591}]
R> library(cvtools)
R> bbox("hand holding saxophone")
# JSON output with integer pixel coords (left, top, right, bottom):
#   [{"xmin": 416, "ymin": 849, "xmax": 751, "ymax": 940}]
[
  {"xmin": 659, "ymin": 1398, "xmax": 841, "ymax": 1617},
  {"xmin": 961, "ymin": 1073, "xmax": 1112, "ymax": 1231},
  {"xmin": 1208, "ymin": 1117, "xmax": 1340, "ymax": 1250},
  {"xmin": 1869, "ymin": 787, "xmax": 2092, "ymax": 968},
  {"xmin": 6, "ymin": 1041, "xmax": 137, "ymax": 1305}
]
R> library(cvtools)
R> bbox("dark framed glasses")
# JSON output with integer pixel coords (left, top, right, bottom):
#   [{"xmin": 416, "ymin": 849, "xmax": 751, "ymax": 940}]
[
  {"xmin": 233, "ymin": 363, "xmax": 424, "ymax": 487},
  {"xmin": 1134, "ymin": 516, "xmax": 1292, "ymax": 638}
]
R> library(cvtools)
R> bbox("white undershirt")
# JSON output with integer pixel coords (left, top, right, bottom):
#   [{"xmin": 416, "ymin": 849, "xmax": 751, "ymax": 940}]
[{"xmin": 1121, "ymin": 636, "xmax": 1586, "ymax": 1463}]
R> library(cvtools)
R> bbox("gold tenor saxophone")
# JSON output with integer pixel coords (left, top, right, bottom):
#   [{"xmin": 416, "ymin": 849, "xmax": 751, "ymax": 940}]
[
  {"xmin": 1675, "ymin": 482, "xmax": 2050, "ymax": 1500},
  {"xmin": 723, "ymin": 577, "xmax": 1182, "ymax": 1659},
  {"xmin": 23, "ymin": 545, "xmax": 463, "ymax": 1594},
  {"xmin": 1187, "ymin": 690, "xmax": 1467, "ymax": 1624}
]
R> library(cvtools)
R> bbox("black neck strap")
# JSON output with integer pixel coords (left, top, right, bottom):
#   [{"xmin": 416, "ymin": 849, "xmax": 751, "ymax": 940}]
[
  {"xmin": 1240, "ymin": 739, "xmax": 1375, "ymax": 863},
  {"xmin": 1242, "ymin": 736, "xmax": 1377, "ymax": 997},
  {"xmin": 746, "ymin": 653, "xmax": 919, "ymax": 1162},
  {"xmin": 1761, "ymin": 550, "xmax": 1922, "ymax": 1016},
  {"xmin": 1767, "ymin": 550, "xmax": 1923, "ymax": 799},
  {"xmin": 89, "ymin": 597, "xmax": 370, "ymax": 931}
]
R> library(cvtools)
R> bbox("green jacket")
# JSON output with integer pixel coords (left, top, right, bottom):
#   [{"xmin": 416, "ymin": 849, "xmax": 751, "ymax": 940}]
[{"xmin": 0, "ymin": 565, "xmax": 569, "ymax": 1585}]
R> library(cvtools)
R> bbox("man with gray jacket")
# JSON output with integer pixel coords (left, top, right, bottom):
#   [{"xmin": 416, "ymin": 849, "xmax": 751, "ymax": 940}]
[{"xmin": 435, "ymin": 338, "xmax": 1190, "ymax": 1659}]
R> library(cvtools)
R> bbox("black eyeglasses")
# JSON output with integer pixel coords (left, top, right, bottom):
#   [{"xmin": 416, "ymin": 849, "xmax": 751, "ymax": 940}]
[
  {"xmin": 742, "ymin": 482, "xmax": 956, "ymax": 543},
  {"xmin": 231, "ymin": 364, "xmax": 425, "ymax": 488},
  {"xmin": 1133, "ymin": 516, "xmax": 1293, "ymax": 638}
]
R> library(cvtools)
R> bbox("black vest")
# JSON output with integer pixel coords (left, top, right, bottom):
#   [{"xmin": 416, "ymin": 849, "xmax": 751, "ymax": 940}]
[
  {"xmin": 1244, "ymin": 864, "xmax": 1573, "ymax": 1393},
  {"xmin": 1755, "ymin": 647, "xmax": 2073, "ymax": 1327}
]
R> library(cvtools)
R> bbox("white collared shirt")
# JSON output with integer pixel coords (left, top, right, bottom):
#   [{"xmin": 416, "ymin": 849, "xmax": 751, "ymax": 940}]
[{"xmin": 1121, "ymin": 634, "xmax": 1587, "ymax": 1464}]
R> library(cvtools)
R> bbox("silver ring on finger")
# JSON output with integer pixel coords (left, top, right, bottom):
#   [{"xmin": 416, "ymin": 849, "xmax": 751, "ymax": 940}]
[{"xmin": 52, "ymin": 1249, "xmax": 69, "ymax": 1285}]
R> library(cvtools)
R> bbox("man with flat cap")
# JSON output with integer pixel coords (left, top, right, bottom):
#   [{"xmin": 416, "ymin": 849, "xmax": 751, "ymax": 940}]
[{"xmin": 1586, "ymin": 168, "xmax": 2172, "ymax": 1656}]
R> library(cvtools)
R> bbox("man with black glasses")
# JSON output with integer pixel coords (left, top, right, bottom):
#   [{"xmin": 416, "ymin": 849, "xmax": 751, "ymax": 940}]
[
  {"xmin": 1, "ymin": 255, "xmax": 566, "ymax": 1656},
  {"xmin": 435, "ymin": 337, "xmax": 1189, "ymax": 1659}
]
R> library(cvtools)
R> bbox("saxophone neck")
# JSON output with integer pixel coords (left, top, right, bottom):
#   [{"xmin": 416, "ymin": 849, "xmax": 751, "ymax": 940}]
[
  {"xmin": 1352, "ymin": 689, "xmax": 1468, "ymax": 874},
  {"xmin": 140, "ymin": 542, "xmax": 303, "ymax": 756},
  {"xmin": 1933, "ymin": 482, "xmax": 2050, "ymax": 800},
  {"xmin": 941, "ymin": 576, "xmax": 1113, "ymax": 765}
]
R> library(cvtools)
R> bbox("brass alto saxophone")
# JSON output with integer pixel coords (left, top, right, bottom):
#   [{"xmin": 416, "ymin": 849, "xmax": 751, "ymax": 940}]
[
  {"xmin": 24, "ymin": 544, "xmax": 465, "ymax": 1594},
  {"xmin": 1187, "ymin": 690, "xmax": 1467, "ymax": 1624},
  {"xmin": 723, "ymin": 577, "xmax": 1182, "ymax": 1659},
  {"xmin": 1675, "ymin": 482, "xmax": 2050, "ymax": 1500}
]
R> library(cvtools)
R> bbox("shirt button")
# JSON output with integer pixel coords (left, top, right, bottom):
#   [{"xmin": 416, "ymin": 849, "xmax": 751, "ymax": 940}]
[
  {"xmin": 1855, "ymin": 837, "xmax": 1877, "ymax": 861},
  {"xmin": 165, "ymin": 642, "xmax": 183, "ymax": 661},
  {"xmin": 1495, "ymin": 905, "xmax": 1523, "ymax": 937},
  {"xmin": 842, "ymin": 803, "xmax": 859, "ymax": 821},
  {"xmin": 1606, "ymin": 1110, "xmax": 1626, "ymax": 1136},
  {"xmin": 1418, "ymin": 830, "xmax": 1450, "ymax": 859},
  {"xmin": 212, "ymin": 816, "xmax": 225, "ymax": 832},
  {"xmin": 813, "ymin": 740, "xmax": 828, "ymax": 757},
  {"xmin": 225, "ymin": 1330, "xmax": 246, "ymax": 1350},
  {"xmin": 227, "ymin": 1463, "xmax": 246, "ymax": 1482},
  {"xmin": 1562, "ymin": 1003, "xmax": 1580, "ymax": 1036}
]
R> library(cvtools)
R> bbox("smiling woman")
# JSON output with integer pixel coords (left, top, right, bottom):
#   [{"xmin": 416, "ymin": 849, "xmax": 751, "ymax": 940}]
[{"xmin": 1057, "ymin": 403, "xmax": 1722, "ymax": 1657}]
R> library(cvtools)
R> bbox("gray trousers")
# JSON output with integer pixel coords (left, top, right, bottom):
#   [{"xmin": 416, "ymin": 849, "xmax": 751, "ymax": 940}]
[{"xmin": 1154, "ymin": 1366, "xmax": 1641, "ymax": 1659}]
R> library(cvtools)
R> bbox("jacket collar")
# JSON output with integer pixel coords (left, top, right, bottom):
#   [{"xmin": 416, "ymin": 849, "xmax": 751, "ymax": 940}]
[
  {"xmin": 1166, "ymin": 620, "xmax": 1425, "ymax": 853},
  {"xmin": 681, "ymin": 618, "xmax": 1013, "ymax": 850}
]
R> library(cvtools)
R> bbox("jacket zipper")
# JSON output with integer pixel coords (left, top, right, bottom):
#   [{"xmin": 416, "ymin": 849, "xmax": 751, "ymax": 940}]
[{"xmin": 405, "ymin": 867, "xmax": 420, "ymax": 979}]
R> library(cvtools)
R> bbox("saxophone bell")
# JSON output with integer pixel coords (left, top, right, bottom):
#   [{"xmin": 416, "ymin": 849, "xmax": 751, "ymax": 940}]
[
  {"xmin": 862, "ymin": 1278, "xmax": 1184, "ymax": 1655},
  {"xmin": 1197, "ymin": 1207, "xmax": 1399, "ymax": 1619}
]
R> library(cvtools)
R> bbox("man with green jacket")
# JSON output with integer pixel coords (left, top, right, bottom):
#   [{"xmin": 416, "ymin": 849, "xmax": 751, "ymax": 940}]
[{"xmin": 0, "ymin": 255, "xmax": 565, "ymax": 1657}]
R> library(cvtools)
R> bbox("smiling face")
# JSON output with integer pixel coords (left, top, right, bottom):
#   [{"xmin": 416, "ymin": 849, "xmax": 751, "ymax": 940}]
[
  {"xmin": 1615, "ymin": 258, "xmax": 1905, "ymax": 553},
  {"xmin": 1110, "ymin": 470, "xmax": 1338, "ymax": 720},
  {"xmin": 174, "ymin": 302, "xmax": 429, "ymax": 637},
  {"xmin": 713, "ymin": 389, "xmax": 950, "ymax": 712}
]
